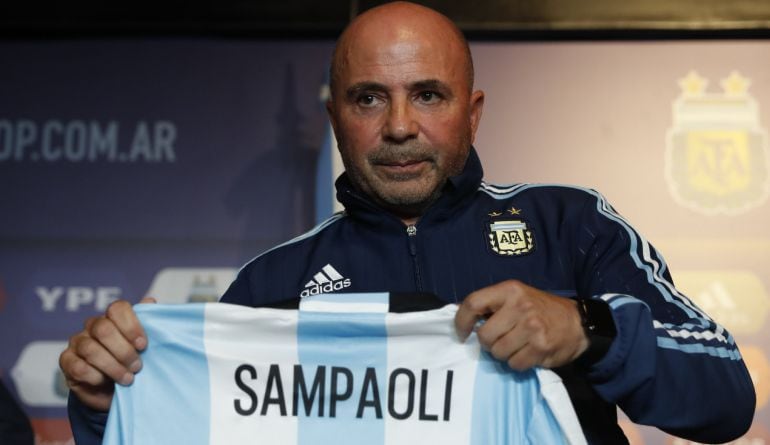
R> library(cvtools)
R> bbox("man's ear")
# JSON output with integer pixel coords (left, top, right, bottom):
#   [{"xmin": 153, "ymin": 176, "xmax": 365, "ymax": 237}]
[
  {"xmin": 326, "ymin": 98, "xmax": 339, "ymax": 141},
  {"xmin": 468, "ymin": 90, "xmax": 485, "ymax": 143}
]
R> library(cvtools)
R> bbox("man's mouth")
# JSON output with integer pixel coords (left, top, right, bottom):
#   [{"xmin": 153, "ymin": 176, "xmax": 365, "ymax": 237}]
[{"xmin": 378, "ymin": 159, "xmax": 428, "ymax": 173}]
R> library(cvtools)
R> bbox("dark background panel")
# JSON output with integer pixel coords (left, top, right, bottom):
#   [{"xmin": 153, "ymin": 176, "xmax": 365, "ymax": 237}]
[{"xmin": 2, "ymin": 0, "xmax": 770, "ymax": 38}]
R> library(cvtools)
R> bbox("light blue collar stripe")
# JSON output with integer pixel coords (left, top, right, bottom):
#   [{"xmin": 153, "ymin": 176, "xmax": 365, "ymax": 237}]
[
  {"xmin": 479, "ymin": 181, "xmax": 529, "ymax": 194},
  {"xmin": 236, "ymin": 213, "xmax": 346, "ymax": 274}
]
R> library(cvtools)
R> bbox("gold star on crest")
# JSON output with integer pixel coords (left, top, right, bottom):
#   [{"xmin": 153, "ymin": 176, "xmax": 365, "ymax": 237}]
[
  {"xmin": 508, "ymin": 207, "xmax": 521, "ymax": 215},
  {"xmin": 721, "ymin": 71, "xmax": 750, "ymax": 96},
  {"xmin": 678, "ymin": 71, "xmax": 708, "ymax": 97},
  {"xmin": 488, "ymin": 211, "xmax": 502, "ymax": 217}
]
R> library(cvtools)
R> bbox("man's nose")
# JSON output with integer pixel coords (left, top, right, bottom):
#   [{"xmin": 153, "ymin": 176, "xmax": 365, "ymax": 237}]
[{"xmin": 383, "ymin": 98, "xmax": 418, "ymax": 142}]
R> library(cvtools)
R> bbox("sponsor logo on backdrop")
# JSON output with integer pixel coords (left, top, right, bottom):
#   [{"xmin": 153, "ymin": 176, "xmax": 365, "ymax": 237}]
[
  {"xmin": 146, "ymin": 268, "xmax": 237, "ymax": 304},
  {"xmin": 0, "ymin": 119, "xmax": 177, "ymax": 163},
  {"xmin": 36, "ymin": 286, "xmax": 121, "ymax": 312},
  {"xmin": 666, "ymin": 71, "xmax": 770, "ymax": 214},
  {"xmin": 10, "ymin": 341, "xmax": 68, "ymax": 407},
  {"xmin": 675, "ymin": 270, "xmax": 768, "ymax": 335}
]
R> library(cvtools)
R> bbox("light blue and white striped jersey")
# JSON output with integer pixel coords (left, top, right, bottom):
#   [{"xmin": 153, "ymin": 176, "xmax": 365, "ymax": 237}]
[{"xmin": 103, "ymin": 293, "xmax": 586, "ymax": 445}]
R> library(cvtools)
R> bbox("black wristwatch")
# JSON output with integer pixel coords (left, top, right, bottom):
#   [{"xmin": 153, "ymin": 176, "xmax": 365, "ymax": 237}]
[{"xmin": 574, "ymin": 298, "xmax": 617, "ymax": 369}]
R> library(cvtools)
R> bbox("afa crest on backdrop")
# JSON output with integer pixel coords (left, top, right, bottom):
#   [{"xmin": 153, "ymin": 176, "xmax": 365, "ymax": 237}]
[{"xmin": 665, "ymin": 70, "xmax": 770, "ymax": 214}]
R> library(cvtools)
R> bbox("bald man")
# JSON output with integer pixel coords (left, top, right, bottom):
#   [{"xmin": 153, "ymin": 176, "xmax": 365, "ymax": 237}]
[{"xmin": 61, "ymin": 2, "xmax": 755, "ymax": 444}]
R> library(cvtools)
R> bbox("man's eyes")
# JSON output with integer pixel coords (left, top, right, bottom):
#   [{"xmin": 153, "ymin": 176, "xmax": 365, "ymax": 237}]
[
  {"xmin": 353, "ymin": 91, "xmax": 443, "ymax": 107},
  {"xmin": 417, "ymin": 91, "xmax": 442, "ymax": 104},
  {"xmin": 356, "ymin": 94, "xmax": 383, "ymax": 107}
]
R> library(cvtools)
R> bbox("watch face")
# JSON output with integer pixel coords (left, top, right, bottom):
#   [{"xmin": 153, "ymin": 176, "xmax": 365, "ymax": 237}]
[{"xmin": 575, "ymin": 298, "xmax": 617, "ymax": 368}]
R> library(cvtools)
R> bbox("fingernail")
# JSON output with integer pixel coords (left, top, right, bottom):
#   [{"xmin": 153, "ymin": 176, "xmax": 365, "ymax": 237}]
[
  {"xmin": 119, "ymin": 372, "xmax": 134, "ymax": 386},
  {"xmin": 134, "ymin": 337, "xmax": 147, "ymax": 350},
  {"xmin": 129, "ymin": 360, "xmax": 142, "ymax": 373}
]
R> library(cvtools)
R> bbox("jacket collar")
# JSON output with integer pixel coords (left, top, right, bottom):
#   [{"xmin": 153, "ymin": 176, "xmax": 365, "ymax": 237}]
[{"xmin": 335, "ymin": 147, "xmax": 484, "ymax": 226}]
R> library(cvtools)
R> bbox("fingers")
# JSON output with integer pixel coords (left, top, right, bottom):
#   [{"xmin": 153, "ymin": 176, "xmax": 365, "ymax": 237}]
[
  {"xmin": 60, "ymin": 335, "xmax": 112, "ymax": 387},
  {"xmin": 58, "ymin": 298, "xmax": 149, "ymax": 411},
  {"xmin": 105, "ymin": 300, "xmax": 148, "ymax": 351},
  {"xmin": 485, "ymin": 317, "xmax": 549, "ymax": 371},
  {"xmin": 455, "ymin": 281, "xmax": 520, "ymax": 340},
  {"xmin": 90, "ymin": 316, "xmax": 143, "ymax": 378},
  {"xmin": 456, "ymin": 280, "xmax": 586, "ymax": 371}
]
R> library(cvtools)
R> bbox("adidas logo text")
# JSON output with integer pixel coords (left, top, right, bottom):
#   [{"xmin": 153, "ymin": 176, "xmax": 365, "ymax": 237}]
[{"xmin": 300, "ymin": 264, "xmax": 351, "ymax": 298}]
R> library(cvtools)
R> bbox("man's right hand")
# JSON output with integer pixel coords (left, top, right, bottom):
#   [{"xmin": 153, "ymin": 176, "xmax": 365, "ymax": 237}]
[{"xmin": 58, "ymin": 297, "xmax": 156, "ymax": 411}]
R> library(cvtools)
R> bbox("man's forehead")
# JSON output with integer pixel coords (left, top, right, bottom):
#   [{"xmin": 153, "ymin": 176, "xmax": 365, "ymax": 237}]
[
  {"xmin": 330, "ymin": 2, "xmax": 473, "ymax": 94},
  {"xmin": 339, "ymin": 35, "xmax": 458, "ymax": 81}
]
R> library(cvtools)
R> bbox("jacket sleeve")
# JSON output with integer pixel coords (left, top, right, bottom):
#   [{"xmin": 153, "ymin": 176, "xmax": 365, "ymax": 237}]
[
  {"xmin": 0, "ymin": 379, "xmax": 34, "ymax": 445},
  {"xmin": 67, "ymin": 392, "xmax": 108, "ymax": 445},
  {"xmin": 573, "ymin": 190, "xmax": 755, "ymax": 443}
]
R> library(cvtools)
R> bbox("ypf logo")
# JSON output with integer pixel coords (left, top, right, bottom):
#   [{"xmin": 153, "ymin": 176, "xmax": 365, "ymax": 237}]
[{"xmin": 665, "ymin": 71, "xmax": 770, "ymax": 214}]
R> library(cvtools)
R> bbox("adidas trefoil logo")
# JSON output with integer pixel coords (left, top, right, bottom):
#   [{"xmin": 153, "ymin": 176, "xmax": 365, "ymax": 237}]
[{"xmin": 300, "ymin": 264, "xmax": 351, "ymax": 298}]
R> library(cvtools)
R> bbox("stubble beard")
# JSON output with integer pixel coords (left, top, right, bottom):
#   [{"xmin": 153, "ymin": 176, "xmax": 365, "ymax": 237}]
[{"xmin": 341, "ymin": 141, "xmax": 469, "ymax": 217}]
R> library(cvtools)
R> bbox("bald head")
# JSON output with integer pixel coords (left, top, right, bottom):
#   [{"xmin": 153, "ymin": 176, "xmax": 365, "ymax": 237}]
[
  {"xmin": 325, "ymin": 1, "xmax": 484, "ymax": 222},
  {"xmin": 330, "ymin": 1, "xmax": 474, "ymax": 98}
]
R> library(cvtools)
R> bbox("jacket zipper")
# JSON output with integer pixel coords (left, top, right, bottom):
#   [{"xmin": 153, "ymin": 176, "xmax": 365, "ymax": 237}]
[
  {"xmin": 343, "ymin": 189, "xmax": 425, "ymax": 292},
  {"xmin": 406, "ymin": 224, "xmax": 423, "ymax": 291}
]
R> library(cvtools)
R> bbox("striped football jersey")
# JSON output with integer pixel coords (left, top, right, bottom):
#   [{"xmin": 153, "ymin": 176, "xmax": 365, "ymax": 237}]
[{"xmin": 103, "ymin": 293, "xmax": 586, "ymax": 445}]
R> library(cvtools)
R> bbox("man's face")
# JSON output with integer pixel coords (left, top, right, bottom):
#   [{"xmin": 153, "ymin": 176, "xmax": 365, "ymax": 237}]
[{"xmin": 327, "ymin": 27, "xmax": 484, "ymax": 219}]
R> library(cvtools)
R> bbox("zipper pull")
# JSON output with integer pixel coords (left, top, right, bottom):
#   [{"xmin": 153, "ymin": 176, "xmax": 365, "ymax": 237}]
[{"xmin": 406, "ymin": 224, "xmax": 418, "ymax": 255}]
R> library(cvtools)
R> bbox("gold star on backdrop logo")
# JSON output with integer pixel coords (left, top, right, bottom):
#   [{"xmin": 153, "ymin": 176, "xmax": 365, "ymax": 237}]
[
  {"xmin": 488, "ymin": 211, "xmax": 502, "ymax": 217},
  {"xmin": 721, "ymin": 71, "xmax": 750, "ymax": 96},
  {"xmin": 508, "ymin": 207, "xmax": 521, "ymax": 215},
  {"xmin": 679, "ymin": 71, "xmax": 708, "ymax": 97}
]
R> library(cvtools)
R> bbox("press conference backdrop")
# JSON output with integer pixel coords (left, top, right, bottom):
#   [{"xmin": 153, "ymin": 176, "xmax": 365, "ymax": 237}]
[{"xmin": 1, "ymin": 39, "xmax": 768, "ymax": 444}]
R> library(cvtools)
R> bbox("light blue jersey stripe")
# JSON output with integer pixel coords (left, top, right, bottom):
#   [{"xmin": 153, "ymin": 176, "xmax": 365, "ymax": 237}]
[
  {"xmin": 103, "ymin": 304, "xmax": 210, "ymax": 445},
  {"xmin": 470, "ymin": 356, "xmax": 567, "ymax": 444},
  {"xmin": 297, "ymin": 310, "xmax": 387, "ymax": 445},
  {"xmin": 236, "ymin": 213, "xmax": 346, "ymax": 274}
]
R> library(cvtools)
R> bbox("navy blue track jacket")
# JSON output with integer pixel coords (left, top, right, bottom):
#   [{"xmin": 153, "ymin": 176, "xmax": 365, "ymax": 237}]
[{"xmin": 68, "ymin": 148, "xmax": 754, "ymax": 444}]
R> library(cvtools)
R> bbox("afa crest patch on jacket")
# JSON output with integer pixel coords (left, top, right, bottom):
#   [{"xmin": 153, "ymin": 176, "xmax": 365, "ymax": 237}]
[{"xmin": 485, "ymin": 210, "xmax": 535, "ymax": 256}]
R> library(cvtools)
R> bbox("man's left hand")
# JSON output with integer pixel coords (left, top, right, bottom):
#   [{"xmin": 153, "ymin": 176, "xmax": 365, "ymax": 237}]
[{"xmin": 455, "ymin": 280, "xmax": 589, "ymax": 370}]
